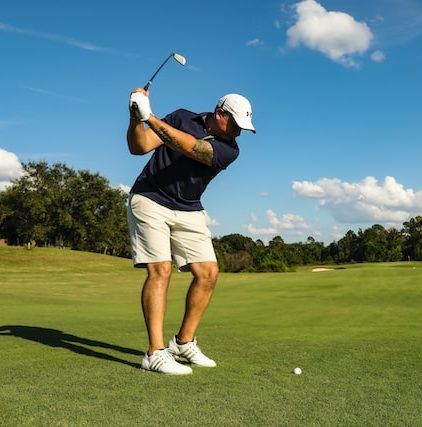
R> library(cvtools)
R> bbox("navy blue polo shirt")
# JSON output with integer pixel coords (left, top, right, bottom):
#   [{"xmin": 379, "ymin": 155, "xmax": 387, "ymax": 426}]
[{"xmin": 130, "ymin": 109, "xmax": 240, "ymax": 211}]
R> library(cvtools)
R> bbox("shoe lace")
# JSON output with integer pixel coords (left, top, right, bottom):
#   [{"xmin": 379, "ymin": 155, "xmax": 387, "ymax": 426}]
[
  {"xmin": 185, "ymin": 340, "xmax": 204, "ymax": 356},
  {"xmin": 161, "ymin": 348, "xmax": 176, "ymax": 361}
]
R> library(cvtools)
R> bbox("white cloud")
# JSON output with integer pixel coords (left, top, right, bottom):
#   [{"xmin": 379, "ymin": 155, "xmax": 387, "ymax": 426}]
[
  {"xmin": 205, "ymin": 212, "xmax": 219, "ymax": 227},
  {"xmin": 245, "ymin": 223, "xmax": 277, "ymax": 235},
  {"xmin": 21, "ymin": 86, "xmax": 87, "ymax": 103},
  {"xmin": 0, "ymin": 21, "xmax": 112, "ymax": 53},
  {"xmin": 286, "ymin": 0, "xmax": 373, "ymax": 67},
  {"xmin": 371, "ymin": 50, "xmax": 385, "ymax": 62},
  {"xmin": 267, "ymin": 210, "xmax": 309, "ymax": 230},
  {"xmin": 292, "ymin": 176, "xmax": 422, "ymax": 224},
  {"xmin": 117, "ymin": 184, "xmax": 130, "ymax": 194},
  {"xmin": 0, "ymin": 148, "xmax": 24, "ymax": 190},
  {"xmin": 245, "ymin": 209, "xmax": 309, "ymax": 238},
  {"xmin": 246, "ymin": 38, "xmax": 264, "ymax": 47}
]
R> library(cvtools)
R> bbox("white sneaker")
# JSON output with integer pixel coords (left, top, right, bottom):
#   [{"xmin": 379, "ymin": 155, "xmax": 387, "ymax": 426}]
[
  {"xmin": 141, "ymin": 348, "xmax": 192, "ymax": 375},
  {"xmin": 168, "ymin": 336, "xmax": 217, "ymax": 367}
]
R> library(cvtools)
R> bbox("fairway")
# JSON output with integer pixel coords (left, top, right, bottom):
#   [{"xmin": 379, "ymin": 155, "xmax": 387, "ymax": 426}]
[{"xmin": 1, "ymin": 247, "xmax": 421, "ymax": 426}]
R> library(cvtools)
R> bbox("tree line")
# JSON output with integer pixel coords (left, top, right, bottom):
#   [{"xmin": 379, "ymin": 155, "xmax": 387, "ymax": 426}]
[
  {"xmin": 213, "ymin": 221, "xmax": 422, "ymax": 272},
  {"xmin": 0, "ymin": 162, "xmax": 130, "ymax": 257},
  {"xmin": 1, "ymin": 162, "xmax": 422, "ymax": 271}
]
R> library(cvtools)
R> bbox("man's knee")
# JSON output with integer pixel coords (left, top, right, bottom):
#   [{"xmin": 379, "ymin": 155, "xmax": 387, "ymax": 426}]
[
  {"xmin": 192, "ymin": 262, "xmax": 219, "ymax": 288},
  {"xmin": 207, "ymin": 263, "xmax": 219, "ymax": 284},
  {"xmin": 146, "ymin": 262, "xmax": 172, "ymax": 284}
]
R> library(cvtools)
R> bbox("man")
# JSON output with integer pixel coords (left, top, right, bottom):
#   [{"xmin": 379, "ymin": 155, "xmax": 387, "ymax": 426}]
[{"xmin": 126, "ymin": 88, "xmax": 255, "ymax": 375}]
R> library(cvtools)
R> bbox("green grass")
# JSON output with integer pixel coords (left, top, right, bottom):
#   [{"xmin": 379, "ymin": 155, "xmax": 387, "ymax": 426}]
[{"xmin": 1, "ymin": 246, "xmax": 421, "ymax": 426}]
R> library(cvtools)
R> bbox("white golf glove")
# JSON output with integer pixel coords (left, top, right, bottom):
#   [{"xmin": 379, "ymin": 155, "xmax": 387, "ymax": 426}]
[{"xmin": 129, "ymin": 92, "xmax": 152, "ymax": 122}]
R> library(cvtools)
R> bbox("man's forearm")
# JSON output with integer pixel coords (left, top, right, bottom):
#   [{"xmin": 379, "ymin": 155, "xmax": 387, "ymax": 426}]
[
  {"xmin": 127, "ymin": 118, "xmax": 163, "ymax": 154},
  {"xmin": 147, "ymin": 116, "xmax": 213, "ymax": 166},
  {"xmin": 127, "ymin": 119, "xmax": 147, "ymax": 154},
  {"xmin": 147, "ymin": 116, "xmax": 194, "ymax": 150}
]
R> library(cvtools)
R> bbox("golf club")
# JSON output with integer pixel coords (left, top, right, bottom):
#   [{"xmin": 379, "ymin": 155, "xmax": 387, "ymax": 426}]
[{"xmin": 144, "ymin": 52, "xmax": 186, "ymax": 90}]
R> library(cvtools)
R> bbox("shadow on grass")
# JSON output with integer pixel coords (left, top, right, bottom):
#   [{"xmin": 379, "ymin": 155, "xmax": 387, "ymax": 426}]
[{"xmin": 0, "ymin": 325, "xmax": 143, "ymax": 368}]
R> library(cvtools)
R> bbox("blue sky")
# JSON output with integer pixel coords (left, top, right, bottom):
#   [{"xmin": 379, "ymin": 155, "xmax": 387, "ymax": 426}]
[{"xmin": 1, "ymin": 0, "xmax": 422, "ymax": 243}]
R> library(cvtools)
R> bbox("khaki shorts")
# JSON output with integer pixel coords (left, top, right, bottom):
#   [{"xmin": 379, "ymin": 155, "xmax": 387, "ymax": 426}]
[{"xmin": 127, "ymin": 194, "xmax": 217, "ymax": 271}]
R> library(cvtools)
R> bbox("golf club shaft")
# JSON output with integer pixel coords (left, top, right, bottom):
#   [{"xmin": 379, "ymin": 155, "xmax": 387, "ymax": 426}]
[{"xmin": 143, "ymin": 54, "xmax": 173, "ymax": 90}]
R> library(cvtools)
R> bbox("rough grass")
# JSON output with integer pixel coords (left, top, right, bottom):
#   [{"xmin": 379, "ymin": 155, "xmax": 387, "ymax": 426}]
[{"xmin": 1, "ymin": 246, "xmax": 421, "ymax": 426}]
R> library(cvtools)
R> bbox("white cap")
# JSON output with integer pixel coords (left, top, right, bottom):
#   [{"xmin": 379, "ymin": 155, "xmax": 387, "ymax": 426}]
[{"xmin": 217, "ymin": 93, "xmax": 256, "ymax": 133}]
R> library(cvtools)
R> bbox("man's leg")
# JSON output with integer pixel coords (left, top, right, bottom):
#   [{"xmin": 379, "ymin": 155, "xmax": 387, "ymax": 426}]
[
  {"xmin": 142, "ymin": 261, "xmax": 172, "ymax": 355},
  {"xmin": 177, "ymin": 261, "xmax": 219, "ymax": 342}
]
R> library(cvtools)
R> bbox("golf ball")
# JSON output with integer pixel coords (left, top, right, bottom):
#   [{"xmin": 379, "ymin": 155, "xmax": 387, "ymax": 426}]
[{"xmin": 294, "ymin": 367, "xmax": 302, "ymax": 375}]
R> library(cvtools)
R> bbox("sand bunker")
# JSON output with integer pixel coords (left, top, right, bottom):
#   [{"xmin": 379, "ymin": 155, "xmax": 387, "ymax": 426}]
[{"xmin": 311, "ymin": 267, "xmax": 334, "ymax": 272}]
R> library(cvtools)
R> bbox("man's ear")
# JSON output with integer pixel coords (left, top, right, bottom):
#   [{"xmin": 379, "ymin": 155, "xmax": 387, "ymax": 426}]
[{"xmin": 215, "ymin": 107, "xmax": 226, "ymax": 118}]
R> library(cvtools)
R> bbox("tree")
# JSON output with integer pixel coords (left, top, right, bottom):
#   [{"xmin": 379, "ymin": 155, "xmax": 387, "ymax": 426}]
[
  {"xmin": 402, "ymin": 216, "xmax": 422, "ymax": 261},
  {"xmin": 385, "ymin": 228, "xmax": 404, "ymax": 261},
  {"xmin": 283, "ymin": 243, "xmax": 304, "ymax": 266},
  {"xmin": 0, "ymin": 161, "xmax": 130, "ymax": 257},
  {"xmin": 360, "ymin": 224, "xmax": 388, "ymax": 262},
  {"xmin": 302, "ymin": 236, "xmax": 324, "ymax": 264},
  {"xmin": 335, "ymin": 230, "xmax": 359, "ymax": 263},
  {"xmin": 268, "ymin": 236, "xmax": 285, "ymax": 252},
  {"xmin": 217, "ymin": 233, "xmax": 256, "ymax": 253},
  {"xmin": 213, "ymin": 234, "xmax": 256, "ymax": 272},
  {"xmin": 251, "ymin": 245, "xmax": 288, "ymax": 272},
  {"xmin": 0, "ymin": 162, "xmax": 73, "ymax": 245}
]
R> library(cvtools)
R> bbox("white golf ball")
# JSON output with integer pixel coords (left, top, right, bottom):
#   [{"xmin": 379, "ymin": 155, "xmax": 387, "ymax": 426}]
[{"xmin": 294, "ymin": 367, "xmax": 302, "ymax": 375}]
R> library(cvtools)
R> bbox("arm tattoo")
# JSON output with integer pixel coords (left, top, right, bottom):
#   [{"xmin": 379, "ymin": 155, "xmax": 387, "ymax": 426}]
[
  {"xmin": 155, "ymin": 125, "xmax": 214, "ymax": 166},
  {"xmin": 192, "ymin": 139, "xmax": 213, "ymax": 165},
  {"xmin": 155, "ymin": 126, "xmax": 182, "ymax": 150}
]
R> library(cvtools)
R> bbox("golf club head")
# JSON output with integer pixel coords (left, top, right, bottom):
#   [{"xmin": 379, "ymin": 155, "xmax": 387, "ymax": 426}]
[
  {"xmin": 144, "ymin": 52, "xmax": 187, "ymax": 90},
  {"xmin": 172, "ymin": 52, "xmax": 186, "ymax": 66}
]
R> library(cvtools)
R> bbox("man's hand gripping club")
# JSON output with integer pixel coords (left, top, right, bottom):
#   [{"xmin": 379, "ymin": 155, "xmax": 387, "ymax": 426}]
[{"xmin": 129, "ymin": 89, "xmax": 153, "ymax": 122}]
